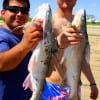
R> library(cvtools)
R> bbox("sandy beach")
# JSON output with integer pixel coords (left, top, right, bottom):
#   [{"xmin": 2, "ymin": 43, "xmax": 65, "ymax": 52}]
[{"xmin": 81, "ymin": 26, "xmax": 100, "ymax": 100}]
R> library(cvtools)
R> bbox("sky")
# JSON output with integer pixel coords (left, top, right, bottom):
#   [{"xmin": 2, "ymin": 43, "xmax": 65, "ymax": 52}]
[{"xmin": 0, "ymin": 0, "xmax": 100, "ymax": 19}]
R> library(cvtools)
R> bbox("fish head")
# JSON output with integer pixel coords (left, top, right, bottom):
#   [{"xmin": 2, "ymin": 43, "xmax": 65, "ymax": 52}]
[{"xmin": 72, "ymin": 9, "xmax": 87, "ymax": 33}]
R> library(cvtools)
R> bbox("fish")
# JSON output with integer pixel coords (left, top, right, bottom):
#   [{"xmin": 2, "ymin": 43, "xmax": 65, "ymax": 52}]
[
  {"xmin": 27, "ymin": 3, "xmax": 57, "ymax": 100},
  {"xmin": 61, "ymin": 9, "xmax": 89, "ymax": 99}
]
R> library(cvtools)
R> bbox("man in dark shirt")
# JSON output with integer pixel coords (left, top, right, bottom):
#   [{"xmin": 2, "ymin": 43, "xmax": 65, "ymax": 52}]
[{"xmin": 0, "ymin": 0, "xmax": 43, "ymax": 99}]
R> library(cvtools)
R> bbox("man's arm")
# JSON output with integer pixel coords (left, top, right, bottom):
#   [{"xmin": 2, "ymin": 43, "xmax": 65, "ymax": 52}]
[
  {"xmin": 0, "ymin": 21, "xmax": 43, "ymax": 72},
  {"xmin": 82, "ymin": 59, "xmax": 99, "ymax": 99},
  {"xmin": 0, "ymin": 42, "xmax": 30, "ymax": 71}
]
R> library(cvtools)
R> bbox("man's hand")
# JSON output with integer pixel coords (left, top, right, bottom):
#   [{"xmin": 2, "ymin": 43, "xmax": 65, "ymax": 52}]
[
  {"xmin": 90, "ymin": 85, "xmax": 99, "ymax": 99},
  {"xmin": 57, "ymin": 26, "xmax": 83, "ymax": 49},
  {"xmin": 21, "ymin": 19, "xmax": 43, "ymax": 51}
]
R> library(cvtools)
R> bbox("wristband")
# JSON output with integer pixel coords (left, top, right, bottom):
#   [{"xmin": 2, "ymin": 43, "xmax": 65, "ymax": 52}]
[
  {"xmin": 57, "ymin": 42, "xmax": 65, "ymax": 49},
  {"xmin": 90, "ymin": 83, "xmax": 96, "ymax": 87}
]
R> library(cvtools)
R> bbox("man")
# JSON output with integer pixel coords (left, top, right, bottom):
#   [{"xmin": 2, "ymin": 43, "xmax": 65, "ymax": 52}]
[
  {"xmin": 42, "ymin": 0, "xmax": 98, "ymax": 99},
  {"xmin": 0, "ymin": 0, "xmax": 84, "ymax": 99},
  {"xmin": 23, "ymin": 0, "xmax": 98, "ymax": 100},
  {"xmin": 0, "ymin": 0, "xmax": 43, "ymax": 99}
]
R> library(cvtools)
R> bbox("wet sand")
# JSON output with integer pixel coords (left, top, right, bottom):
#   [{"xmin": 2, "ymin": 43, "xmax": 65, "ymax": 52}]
[{"xmin": 81, "ymin": 26, "xmax": 100, "ymax": 100}]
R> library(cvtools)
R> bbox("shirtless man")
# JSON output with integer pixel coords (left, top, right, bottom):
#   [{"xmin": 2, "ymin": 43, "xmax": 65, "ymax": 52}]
[
  {"xmin": 23, "ymin": 0, "xmax": 98, "ymax": 99},
  {"xmin": 41, "ymin": 0, "xmax": 98, "ymax": 99}
]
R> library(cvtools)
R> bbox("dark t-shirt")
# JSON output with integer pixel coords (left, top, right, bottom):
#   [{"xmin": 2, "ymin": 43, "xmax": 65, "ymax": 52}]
[{"xmin": 0, "ymin": 27, "xmax": 32, "ymax": 100}]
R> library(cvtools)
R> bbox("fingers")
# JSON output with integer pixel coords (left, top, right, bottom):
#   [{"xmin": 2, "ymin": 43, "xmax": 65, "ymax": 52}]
[
  {"xmin": 30, "ymin": 31, "xmax": 43, "ymax": 39},
  {"xmin": 25, "ymin": 19, "xmax": 43, "ymax": 41},
  {"xmin": 61, "ymin": 31, "xmax": 83, "ymax": 44},
  {"xmin": 65, "ymin": 26, "xmax": 83, "ymax": 40},
  {"xmin": 63, "ymin": 26, "xmax": 83, "ymax": 37},
  {"xmin": 90, "ymin": 93, "xmax": 98, "ymax": 99},
  {"xmin": 21, "ymin": 19, "xmax": 43, "ymax": 51},
  {"xmin": 57, "ymin": 26, "xmax": 84, "ymax": 48},
  {"xmin": 32, "ymin": 19, "xmax": 43, "ymax": 30},
  {"xmin": 90, "ymin": 86, "xmax": 99, "ymax": 99},
  {"xmin": 25, "ymin": 19, "xmax": 43, "ymax": 33}
]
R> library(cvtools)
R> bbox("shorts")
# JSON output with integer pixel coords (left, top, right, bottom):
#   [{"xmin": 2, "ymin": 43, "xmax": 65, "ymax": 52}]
[{"xmin": 40, "ymin": 81, "xmax": 81, "ymax": 100}]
